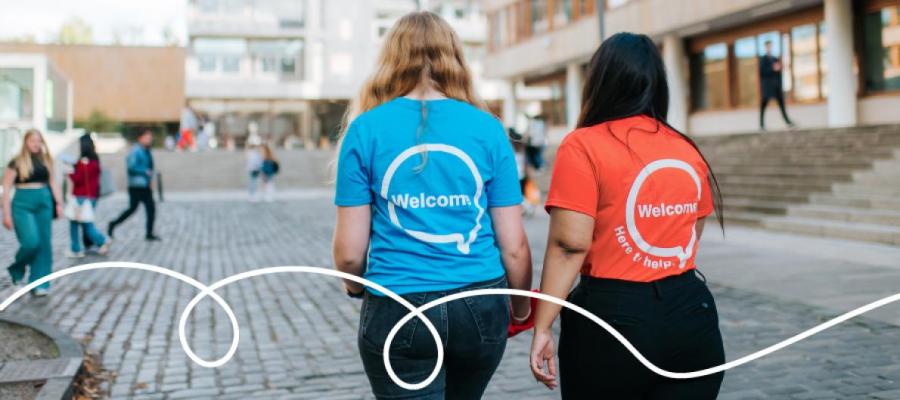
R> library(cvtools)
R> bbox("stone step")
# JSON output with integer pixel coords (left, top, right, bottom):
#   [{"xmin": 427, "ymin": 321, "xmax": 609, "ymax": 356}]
[
  {"xmin": 832, "ymin": 183, "xmax": 900, "ymax": 196},
  {"xmin": 721, "ymin": 189, "xmax": 810, "ymax": 204},
  {"xmin": 788, "ymin": 204, "xmax": 900, "ymax": 226},
  {"xmin": 722, "ymin": 198, "xmax": 789, "ymax": 215},
  {"xmin": 762, "ymin": 216, "xmax": 900, "ymax": 245},
  {"xmin": 809, "ymin": 193, "xmax": 900, "ymax": 211},
  {"xmin": 850, "ymin": 173, "xmax": 900, "ymax": 186},
  {"xmin": 717, "ymin": 175, "xmax": 835, "ymax": 191},
  {"xmin": 709, "ymin": 158, "xmax": 874, "ymax": 169},
  {"xmin": 720, "ymin": 211, "xmax": 767, "ymax": 227},
  {"xmin": 711, "ymin": 165, "xmax": 855, "ymax": 179}
]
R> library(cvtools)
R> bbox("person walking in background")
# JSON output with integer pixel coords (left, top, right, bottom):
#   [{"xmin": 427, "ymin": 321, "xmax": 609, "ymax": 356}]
[
  {"xmin": 245, "ymin": 144, "xmax": 263, "ymax": 202},
  {"xmin": 332, "ymin": 12, "xmax": 533, "ymax": 399},
  {"xmin": 759, "ymin": 40, "xmax": 794, "ymax": 131},
  {"xmin": 66, "ymin": 134, "xmax": 111, "ymax": 258},
  {"xmin": 1, "ymin": 129, "xmax": 64, "ymax": 297},
  {"xmin": 526, "ymin": 114, "xmax": 547, "ymax": 171},
  {"xmin": 178, "ymin": 103, "xmax": 198, "ymax": 151},
  {"xmin": 108, "ymin": 130, "xmax": 160, "ymax": 241},
  {"xmin": 530, "ymin": 33, "xmax": 726, "ymax": 399},
  {"xmin": 259, "ymin": 144, "xmax": 279, "ymax": 202}
]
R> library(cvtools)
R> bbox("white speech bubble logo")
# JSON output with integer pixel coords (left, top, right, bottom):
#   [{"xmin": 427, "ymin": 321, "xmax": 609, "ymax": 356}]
[
  {"xmin": 380, "ymin": 144, "xmax": 484, "ymax": 255},
  {"xmin": 625, "ymin": 159, "xmax": 702, "ymax": 268}
]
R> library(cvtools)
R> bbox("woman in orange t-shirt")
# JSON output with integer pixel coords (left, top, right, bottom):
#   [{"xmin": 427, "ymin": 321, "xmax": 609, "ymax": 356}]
[{"xmin": 529, "ymin": 32, "xmax": 726, "ymax": 399}]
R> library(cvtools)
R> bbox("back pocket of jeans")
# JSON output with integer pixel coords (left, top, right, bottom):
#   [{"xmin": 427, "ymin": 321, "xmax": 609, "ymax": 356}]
[
  {"xmin": 360, "ymin": 294, "xmax": 423, "ymax": 351},
  {"xmin": 463, "ymin": 294, "xmax": 509, "ymax": 344}
]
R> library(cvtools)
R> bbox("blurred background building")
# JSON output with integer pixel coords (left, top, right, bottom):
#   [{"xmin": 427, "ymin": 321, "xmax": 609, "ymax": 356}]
[
  {"xmin": 0, "ymin": 43, "xmax": 184, "ymax": 165},
  {"xmin": 484, "ymin": 0, "xmax": 900, "ymax": 139},
  {"xmin": 183, "ymin": 0, "xmax": 545, "ymax": 149}
]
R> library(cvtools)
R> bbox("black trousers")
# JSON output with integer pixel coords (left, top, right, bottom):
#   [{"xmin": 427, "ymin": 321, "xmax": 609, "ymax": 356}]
[
  {"xmin": 759, "ymin": 90, "xmax": 792, "ymax": 128},
  {"xmin": 558, "ymin": 270, "xmax": 725, "ymax": 400},
  {"xmin": 110, "ymin": 187, "xmax": 155, "ymax": 237}
]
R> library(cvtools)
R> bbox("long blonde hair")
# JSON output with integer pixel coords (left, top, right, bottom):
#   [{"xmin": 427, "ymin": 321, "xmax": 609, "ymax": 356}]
[
  {"xmin": 11, "ymin": 129, "xmax": 54, "ymax": 180},
  {"xmin": 340, "ymin": 11, "xmax": 483, "ymax": 138}
]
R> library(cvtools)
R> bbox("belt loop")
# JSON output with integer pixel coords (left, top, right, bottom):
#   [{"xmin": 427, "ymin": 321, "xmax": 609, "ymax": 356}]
[{"xmin": 652, "ymin": 281, "xmax": 662, "ymax": 299}]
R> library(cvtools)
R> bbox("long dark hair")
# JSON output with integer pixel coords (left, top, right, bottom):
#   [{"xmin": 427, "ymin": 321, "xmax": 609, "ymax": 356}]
[
  {"xmin": 79, "ymin": 134, "xmax": 99, "ymax": 161},
  {"xmin": 578, "ymin": 32, "xmax": 724, "ymax": 230}
]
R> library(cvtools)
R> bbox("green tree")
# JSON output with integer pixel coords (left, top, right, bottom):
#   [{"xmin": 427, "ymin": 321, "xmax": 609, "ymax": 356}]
[
  {"xmin": 79, "ymin": 109, "xmax": 120, "ymax": 134},
  {"xmin": 57, "ymin": 16, "xmax": 93, "ymax": 45}
]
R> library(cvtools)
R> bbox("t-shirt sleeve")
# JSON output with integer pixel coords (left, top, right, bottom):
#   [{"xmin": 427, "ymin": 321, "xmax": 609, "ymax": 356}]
[
  {"xmin": 545, "ymin": 138, "xmax": 599, "ymax": 218},
  {"xmin": 486, "ymin": 125, "xmax": 524, "ymax": 207},
  {"xmin": 334, "ymin": 123, "xmax": 373, "ymax": 207},
  {"xmin": 697, "ymin": 162, "xmax": 714, "ymax": 219}
]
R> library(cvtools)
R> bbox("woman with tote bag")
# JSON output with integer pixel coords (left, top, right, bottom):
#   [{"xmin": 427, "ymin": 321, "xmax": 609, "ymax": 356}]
[{"xmin": 66, "ymin": 134, "xmax": 111, "ymax": 258}]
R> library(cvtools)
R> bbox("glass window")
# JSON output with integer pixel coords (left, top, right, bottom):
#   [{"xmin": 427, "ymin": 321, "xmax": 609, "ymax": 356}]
[
  {"xmin": 0, "ymin": 68, "xmax": 34, "ymax": 121},
  {"xmin": 248, "ymin": 39, "xmax": 303, "ymax": 79},
  {"xmin": 281, "ymin": 57, "xmax": 296, "ymax": 75},
  {"xmin": 490, "ymin": 10, "xmax": 508, "ymax": 50},
  {"xmin": 554, "ymin": 0, "xmax": 572, "ymax": 27},
  {"xmin": 256, "ymin": 0, "xmax": 306, "ymax": 29},
  {"xmin": 260, "ymin": 56, "xmax": 277, "ymax": 73},
  {"xmin": 531, "ymin": 0, "xmax": 549, "ymax": 34},
  {"xmin": 791, "ymin": 23, "xmax": 820, "ymax": 100},
  {"xmin": 863, "ymin": 5, "xmax": 900, "ymax": 92},
  {"xmin": 198, "ymin": 55, "xmax": 217, "ymax": 72},
  {"xmin": 781, "ymin": 32, "xmax": 793, "ymax": 94},
  {"xmin": 757, "ymin": 31, "xmax": 782, "ymax": 56},
  {"xmin": 703, "ymin": 43, "xmax": 729, "ymax": 109},
  {"xmin": 735, "ymin": 36, "xmax": 759, "ymax": 107},
  {"xmin": 193, "ymin": 38, "xmax": 246, "ymax": 55},
  {"xmin": 818, "ymin": 22, "xmax": 829, "ymax": 97},
  {"xmin": 221, "ymin": 56, "xmax": 240, "ymax": 73}
]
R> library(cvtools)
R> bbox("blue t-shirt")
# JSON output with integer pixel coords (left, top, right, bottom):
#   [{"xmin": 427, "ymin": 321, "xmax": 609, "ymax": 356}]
[{"xmin": 335, "ymin": 97, "xmax": 523, "ymax": 295}]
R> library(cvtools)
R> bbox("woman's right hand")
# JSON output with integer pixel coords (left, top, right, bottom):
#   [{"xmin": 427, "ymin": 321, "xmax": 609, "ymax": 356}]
[
  {"xmin": 530, "ymin": 328, "xmax": 558, "ymax": 390},
  {"xmin": 2, "ymin": 214, "xmax": 12, "ymax": 231}
]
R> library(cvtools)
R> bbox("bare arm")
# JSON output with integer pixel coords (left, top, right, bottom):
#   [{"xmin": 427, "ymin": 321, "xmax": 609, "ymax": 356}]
[
  {"xmin": 2, "ymin": 168, "xmax": 14, "ymax": 229},
  {"xmin": 49, "ymin": 170, "xmax": 64, "ymax": 216},
  {"xmin": 531, "ymin": 208, "xmax": 595, "ymax": 389},
  {"xmin": 490, "ymin": 205, "xmax": 533, "ymax": 319},
  {"xmin": 696, "ymin": 217, "xmax": 707, "ymax": 240},
  {"xmin": 332, "ymin": 205, "xmax": 372, "ymax": 294}
]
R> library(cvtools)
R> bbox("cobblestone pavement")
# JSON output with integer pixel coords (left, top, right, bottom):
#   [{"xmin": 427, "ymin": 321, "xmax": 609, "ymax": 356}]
[{"xmin": 1, "ymin": 193, "xmax": 899, "ymax": 399}]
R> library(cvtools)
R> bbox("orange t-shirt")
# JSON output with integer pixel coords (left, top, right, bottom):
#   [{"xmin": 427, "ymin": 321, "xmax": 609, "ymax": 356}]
[{"xmin": 545, "ymin": 115, "xmax": 713, "ymax": 282}]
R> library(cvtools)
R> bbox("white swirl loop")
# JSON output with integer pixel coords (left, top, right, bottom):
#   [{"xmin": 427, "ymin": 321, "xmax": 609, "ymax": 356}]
[{"xmin": 1, "ymin": 262, "xmax": 898, "ymax": 389}]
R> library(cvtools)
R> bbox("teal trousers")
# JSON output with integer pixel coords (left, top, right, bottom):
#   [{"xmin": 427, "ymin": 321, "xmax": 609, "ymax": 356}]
[{"xmin": 8, "ymin": 187, "xmax": 53, "ymax": 290}]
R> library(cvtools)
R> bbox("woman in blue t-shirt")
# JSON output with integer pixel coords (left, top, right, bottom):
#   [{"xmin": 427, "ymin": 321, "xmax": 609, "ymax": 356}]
[{"xmin": 333, "ymin": 11, "xmax": 533, "ymax": 399}]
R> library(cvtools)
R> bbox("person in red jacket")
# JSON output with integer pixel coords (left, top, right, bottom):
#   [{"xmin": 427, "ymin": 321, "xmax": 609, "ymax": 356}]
[{"xmin": 67, "ymin": 135, "xmax": 111, "ymax": 258}]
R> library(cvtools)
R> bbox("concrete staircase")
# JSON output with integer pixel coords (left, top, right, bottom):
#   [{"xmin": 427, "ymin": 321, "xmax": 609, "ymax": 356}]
[
  {"xmin": 696, "ymin": 125, "xmax": 900, "ymax": 245},
  {"xmin": 99, "ymin": 149, "xmax": 335, "ymax": 192}
]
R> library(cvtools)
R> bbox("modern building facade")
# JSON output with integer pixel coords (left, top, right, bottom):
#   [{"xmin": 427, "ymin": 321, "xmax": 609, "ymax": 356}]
[
  {"xmin": 483, "ymin": 0, "xmax": 900, "ymax": 138},
  {"xmin": 185, "ymin": 0, "xmax": 423, "ymax": 148},
  {"xmin": 0, "ymin": 53, "xmax": 74, "ymax": 167},
  {"xmin": 428, "ymin": 0, "xmax": 551, "ymax": 125}
]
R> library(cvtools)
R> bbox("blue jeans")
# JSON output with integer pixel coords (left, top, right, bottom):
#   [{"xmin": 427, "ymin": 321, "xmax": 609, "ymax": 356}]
[
  {"xmin": 69, "ymin": 197, "xmax": 106, "ymax": 253},
  {"xmin": 358, "ymin": 275, "xmax": 509, "ymax": 399}
]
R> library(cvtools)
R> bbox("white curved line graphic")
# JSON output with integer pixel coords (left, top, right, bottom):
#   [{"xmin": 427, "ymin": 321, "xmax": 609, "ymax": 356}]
[{"xmin": 1, "ymin": 263, "xmax": 898, "ymax": 388}]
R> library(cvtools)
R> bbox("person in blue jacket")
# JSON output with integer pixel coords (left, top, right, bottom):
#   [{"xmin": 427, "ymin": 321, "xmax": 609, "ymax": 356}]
[{"xmin": 108, "ymin": 130, "xmax": 160, "ymax": 241}]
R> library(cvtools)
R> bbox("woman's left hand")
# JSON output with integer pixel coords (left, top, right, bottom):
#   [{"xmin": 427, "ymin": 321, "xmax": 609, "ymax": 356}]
[
  {"xmin": 55, "ymin": 204, "xmax": 64, "ymax": 219},
  {"xmin": 530, "ymin": 329, "xmax": 559, "ymax": 390}
]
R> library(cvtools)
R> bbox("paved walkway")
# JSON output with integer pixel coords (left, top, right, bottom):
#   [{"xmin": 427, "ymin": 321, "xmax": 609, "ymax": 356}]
[{"xmin": 0, "ymin": 192, "xmax": 898, "ymax": 399}]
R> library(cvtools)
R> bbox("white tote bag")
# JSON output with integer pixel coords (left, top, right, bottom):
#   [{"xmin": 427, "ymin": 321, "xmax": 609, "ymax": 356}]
[{"xmin": 64, "ymin": 199, "xmax": 95, "ymax": 223}]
